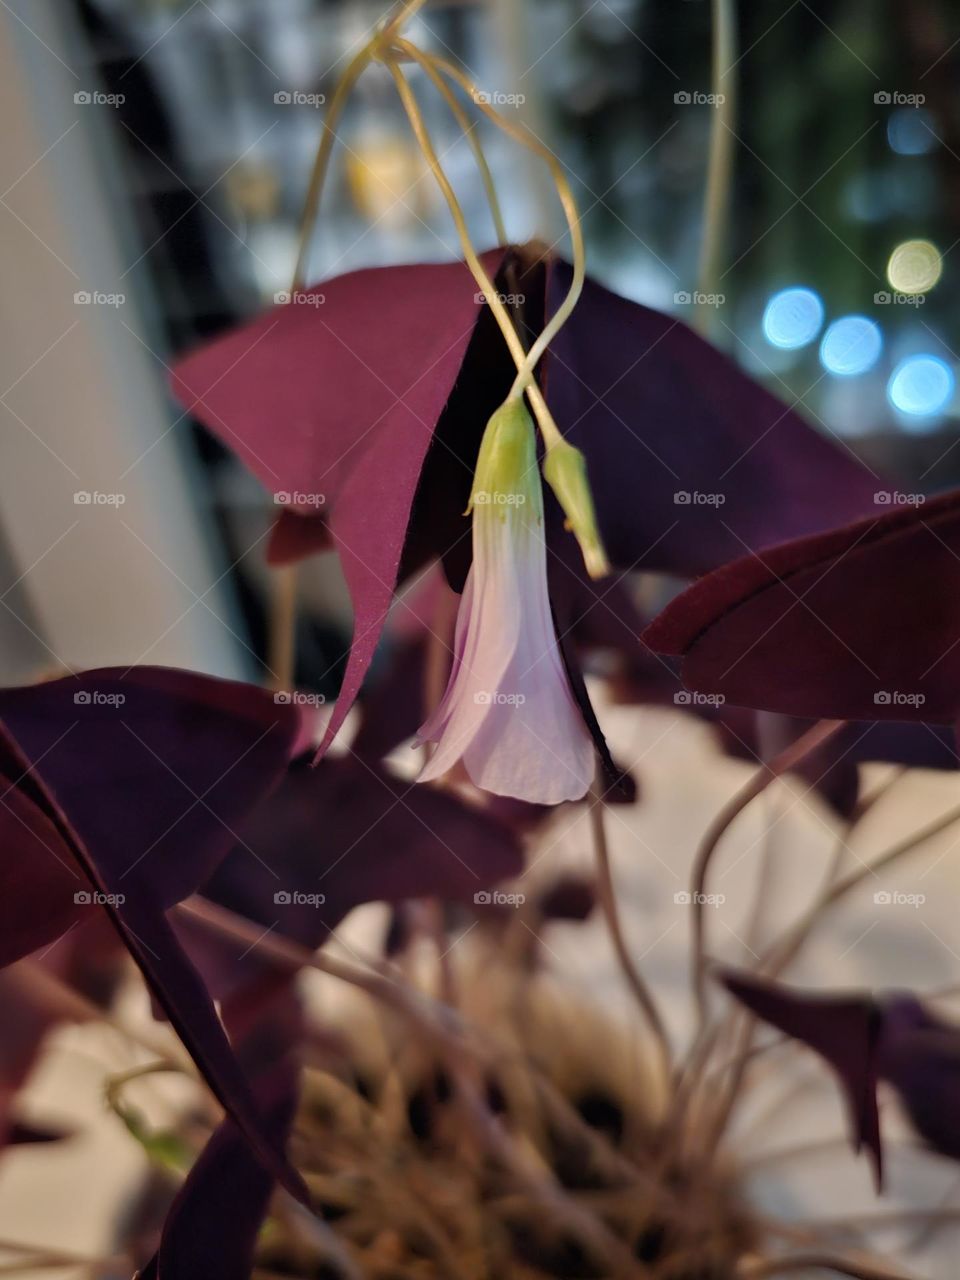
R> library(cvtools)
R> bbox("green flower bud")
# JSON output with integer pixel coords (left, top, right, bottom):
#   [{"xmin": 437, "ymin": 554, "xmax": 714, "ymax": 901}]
[
  {"xmin": 467, "ymin": 397, "xmax": 541, "ymax": 519},
  {"xmin": 542, "ymin": 438, "xmax": 610, "ymax": 579}
]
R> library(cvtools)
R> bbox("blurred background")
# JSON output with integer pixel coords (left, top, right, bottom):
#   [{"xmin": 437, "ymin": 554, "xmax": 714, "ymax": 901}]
[{"xmin": 2, "ymin": 0, "xmax": 960, "ymax": 697}]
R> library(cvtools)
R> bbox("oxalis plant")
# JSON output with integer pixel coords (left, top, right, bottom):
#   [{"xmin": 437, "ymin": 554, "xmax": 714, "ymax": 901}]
[{"xmin": 4, "ymin": 2, "xmax": 960, "ymax": 1278}]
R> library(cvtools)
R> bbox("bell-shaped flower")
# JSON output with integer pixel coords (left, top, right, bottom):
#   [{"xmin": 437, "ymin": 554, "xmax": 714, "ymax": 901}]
[
  {"xmin": 416, "ymin": 399, "xmax": 595, "ymax": 804},
  {"xmin": 171, "ymin": 244, "xmax": 882, "ymax": 762}
]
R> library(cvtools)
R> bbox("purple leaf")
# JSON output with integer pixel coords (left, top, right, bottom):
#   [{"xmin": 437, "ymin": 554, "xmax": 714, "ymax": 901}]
[
  {"xmin": 644, "ymin": 492, "xmax": 960, "ymax": 723},
  {"xmin": 0, "ymin": 667, "xmax": 307, "ymax": 1202},
  {"xmin": 720, "ymin": 968, "xmax": 884, "ymax": 1184},
  {"xmin": 183, "ymin": 754, "xmax": 524, "ymax": 999},
  {"xmin": 141, "ymin": 1058, "xmax": 299, "ymax": 1280},
  {"xmin": 877, "ymin": 995, "xmax": 960, "ymax": 1162},
  {"xmin": 543, "ymin": 260, "xmax": 883, "ymax": 577},
  {"xmin": 172, "ymin": 252, "xmax": 509, "ymax": 758}
]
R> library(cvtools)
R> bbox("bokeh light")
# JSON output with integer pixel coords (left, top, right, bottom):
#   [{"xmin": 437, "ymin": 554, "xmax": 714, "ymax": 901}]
[
  {"xmin": 887, "ymin": 239, "xmax": 942, "ymax": 294},
  {"xmin": 819, "ymin": 316, "xmax": 883, "ymax": 376},
  {"xmin": 761, "ymin": 287, "xmax": 824, "ymax": 349},
  {"xmin": 887, "ymin": 355, "xmax": 955, "ymax": 417},
  {"xmin": 887, "ymin": 108, "xmax": 938, "ymax": 156}
]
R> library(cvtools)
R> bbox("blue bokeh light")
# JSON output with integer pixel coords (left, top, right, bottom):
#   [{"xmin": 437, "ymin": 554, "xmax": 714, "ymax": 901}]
[
  {"xmin": 887, "ymin": 108, "xmax": 938, "ymax": 156},
  {"xmin": 762, "ymin": 287, "xmax": 824, "ymax": 349},
  {"xmin": 887, "ymin": 355, "xmax": 955, "ymax": 418},
  {"xmin": 819, "ymin": 316, "xmax": 883, "ymax": 376}
]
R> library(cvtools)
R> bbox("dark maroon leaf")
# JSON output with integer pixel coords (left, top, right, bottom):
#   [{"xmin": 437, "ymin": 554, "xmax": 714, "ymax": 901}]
[
  {"xmin": 720, "ymin": 968, "xmax": 884, "ymax": 1184},
  {"xmin": 0, "ymin": 667, "xmax": 306, "ymax": 1201},
  {"xmin": 141, "ymin": 1059, "xmax": 298, "ymax": 1280},
  {"xmin": 644, "ymin": 491, "xmax": 960, "ymax": 723},
  {"xmin": 542, "ymin": 260, "xmax": 883, "ymax": 577},
  {"xmin": 877, "ymin": 995, "xmax": 960, "ymax": 1162},
  {"xmin": 181, "ymin": 754, "xmax": 524, "ymax": 998},
  {"xmin": 172, "ymin": 252, "xmax": 509, "ymax": 758}
]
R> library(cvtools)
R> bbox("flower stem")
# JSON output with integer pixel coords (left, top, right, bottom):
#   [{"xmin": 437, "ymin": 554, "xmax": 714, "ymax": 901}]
[
  {"xmin": 589, "ymin": 779, "xmax": 672, "ymax": 1083},
  {"xmin": 398, "ymin": 45, "xmax": 586, "ymax": 403},
  {"xmin": 390, "ymin": 41, "xmax": 508, "ymax": 245},
  {"xmin": 696, "ymin": 0, "xmax": 737, "ymax": 338},
  {"xmin": 292, "ymin": 42, "xmax": 374, "ymax": 291},
  {"xmin": 689, "ymin": 719, "xmax": 846, "ymax": 1031},
  {"xmin": 383, "ymin": 57, "xmax": 563, "ymax": 443}
]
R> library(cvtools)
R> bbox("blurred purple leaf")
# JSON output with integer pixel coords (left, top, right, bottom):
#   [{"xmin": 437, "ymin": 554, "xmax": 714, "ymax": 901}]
[
  {"xmin": 720, "ymin": 968, "xmax": 884, "ymax": 1184},
  {"xmin": 0, "ymin": 667, "xmax": 306, "ymax": 1201},
  {"xmin": 644, "ymin": 492, "xmax": 960, "ymax": 723}
]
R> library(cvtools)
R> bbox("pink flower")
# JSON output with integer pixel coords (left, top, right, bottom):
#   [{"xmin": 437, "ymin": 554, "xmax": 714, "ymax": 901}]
[{"xmin": 416, "ymin": 401, "xmax": 595, "ymax": 804}]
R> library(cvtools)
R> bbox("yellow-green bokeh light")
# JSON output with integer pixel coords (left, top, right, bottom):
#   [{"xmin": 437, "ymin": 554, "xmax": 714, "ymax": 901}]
[{"xmin": 887, "ymin": 239, "xmax": 942, "ymax": 294}]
